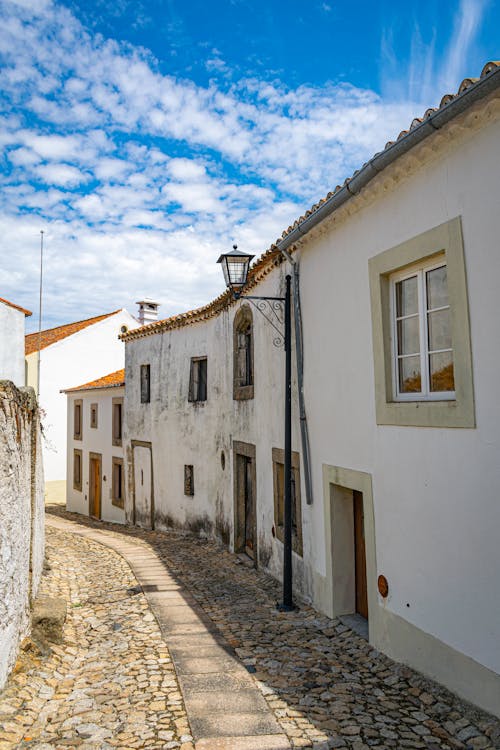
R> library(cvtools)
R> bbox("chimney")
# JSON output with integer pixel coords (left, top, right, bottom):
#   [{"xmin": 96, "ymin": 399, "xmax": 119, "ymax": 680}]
[{"xmin": 136, "ymin": 298, "xmax": 160, "ymax": 326}]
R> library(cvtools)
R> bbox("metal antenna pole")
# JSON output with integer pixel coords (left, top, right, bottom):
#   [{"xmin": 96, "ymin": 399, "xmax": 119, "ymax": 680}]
[{"xmin": 37, "ymin": 230, "xmax": 44, "ymax": 399}]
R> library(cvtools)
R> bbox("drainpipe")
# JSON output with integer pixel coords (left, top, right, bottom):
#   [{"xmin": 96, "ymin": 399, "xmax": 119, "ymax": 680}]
[{"xmin": 278, "ymin": 247, "xmax": 314, "ymax": 506}]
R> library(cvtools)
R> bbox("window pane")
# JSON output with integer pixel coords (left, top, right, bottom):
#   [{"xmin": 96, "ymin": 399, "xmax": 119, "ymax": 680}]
[
  {"xmin": 396, "ymin": 276, "xmax": 418, "ymax": 317},
  {"xmin": 426, "ymin": 265, "xmax": 448, "ymax": 310},
  {"xmin": 398, "ymin": 356, "xmax": 421, "ymax": 393},
  {"xmin": 397, "ymin": 316, "xmax": 420, "ymax": 356},
  {"xmin": 427, "ymin": 308, "xmax": 452, "ymax": 351},
  {"xmin": 429, "ymin": 351, "xmax": 455, "ymax": 392}
]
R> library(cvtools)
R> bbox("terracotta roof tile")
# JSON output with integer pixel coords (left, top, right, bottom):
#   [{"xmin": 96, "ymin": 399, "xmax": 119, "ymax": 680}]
[
  {"xmin": 0, "ymin": 297, "xmax": 32, "ymax": 316},
  {"xmin": 121, "ymin": 60, "xmax": 500, "ymax": 344},
  {"xmin": 25, "ymin": 310, "xmax": 122, "ymax": 355},
  {"xmin": 62, "ymin": 369, "xmax": 125, "ymax": 393}
]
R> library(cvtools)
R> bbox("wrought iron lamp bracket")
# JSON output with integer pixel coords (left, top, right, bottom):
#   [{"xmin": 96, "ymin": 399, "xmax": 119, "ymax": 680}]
[{"xmin": 243, "ymin": 295, "xmax": 285, "ymax": 348}]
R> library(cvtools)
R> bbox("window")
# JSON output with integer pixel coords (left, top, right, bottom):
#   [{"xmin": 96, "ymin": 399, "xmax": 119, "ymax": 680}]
[
  {"xmin": 112, "ymin": 457, "xmax": 124, "ymax": 508},
  {"xmin": 369, "ymin": 216, "xmax": 474, "ymax": 428},
  {"xmin": 140, "ymin": 364, "xmax": 150, "ymax": 403},
  {"xmin": 188, "ymin": 357, "xmax": 207, "ymax": 402},
  {"xmin": 112, "ymin": 398, "xmax": 123, "ymax": 446},
  {"xmin": 184, "ymin": 464, "xmax": 194, "ymax": 496},
  {"xmin": 73, "ymin": 400, "xmax": 82, "ymax": 440},
  {"xmin": 90, "ymin": 403, "xmax": 98, "ymax": 428},
  {"xmin": 272, "ymin": 448, "xmax": 303, "ymax": 556},
  {"xmin": 73, "ymin": 449, "xmax": 82, "ymax": 491},
  {"xmin": 391, "ymin": 260, "xmax": 454, "ymax": 400},
  {"xmin": 233, "ymin": 305, "xmax": 254, "ymax": 400}
]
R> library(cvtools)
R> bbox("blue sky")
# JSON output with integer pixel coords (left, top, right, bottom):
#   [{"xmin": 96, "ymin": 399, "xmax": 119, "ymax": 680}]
[{"xmin": 1, "ymin": 0, "xmax": 497, "ymax": 331}]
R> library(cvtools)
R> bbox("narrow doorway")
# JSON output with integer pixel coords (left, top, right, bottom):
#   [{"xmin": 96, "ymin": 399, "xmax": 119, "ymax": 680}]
[
  {"xmin": 89, "ymin": 453, "xmax": 102, "ymax": 519},
  {"xmin": 233, "ymin": 441, "xmax": 257, "ymax": 563},
  {"xmin": 132, "ymin": 442, "xmax": 154, "ymax": 530},
  {"xmin": 353, "ymin": 490, "xmax": 368, "ymax": 619}
]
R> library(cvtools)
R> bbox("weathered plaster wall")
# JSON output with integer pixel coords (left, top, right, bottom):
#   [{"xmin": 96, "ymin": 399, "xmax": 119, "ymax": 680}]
[
  {"xmin": 0, "ymin": 381, "xmax": 44, "ymax": 689},
  {"xmin": 26, "ymin": 309, "xmax": 139, "ymax": 483},
  {"xmin": 0, "ymin": 302, "xmax": 26, "ymax": 386},
  {"xmin": 66, "ymin": 386, "xmax": 125, "ymax": 524}
]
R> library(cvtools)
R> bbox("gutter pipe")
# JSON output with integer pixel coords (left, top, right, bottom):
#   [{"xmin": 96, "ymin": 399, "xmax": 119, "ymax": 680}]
[{"xmin": 276, "ymin": 64, "xmax": 500, "ymax": 506}]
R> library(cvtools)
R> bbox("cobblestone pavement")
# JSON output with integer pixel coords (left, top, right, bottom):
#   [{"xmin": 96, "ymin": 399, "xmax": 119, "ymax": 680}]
[
  {"xmin": 0, "ymin": 526, "xmax": 194, "ymax": 750},
  {"xmin": 40, "ymin": 509, "xmax": 500, "ymax": 750}
]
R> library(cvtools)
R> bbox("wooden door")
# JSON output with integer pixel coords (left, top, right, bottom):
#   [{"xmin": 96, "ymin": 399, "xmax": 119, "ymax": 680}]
[
  {"xmin": 133, "ymin": 444, "xmax": 153, "ymax": 529},
  {"xmin": 244, "ymin": 456, "xmax": 255, "ymax": 559},
  {"xmin": 89, "ymin": 454, "xmax": 102, "ymax": 519},
  {"xmin": 353, "ymin": 490, "xmax": 368, "ymax": 619}
]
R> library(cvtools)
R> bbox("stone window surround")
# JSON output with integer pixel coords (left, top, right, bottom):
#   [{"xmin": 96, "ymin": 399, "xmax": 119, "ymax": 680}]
[
  {"xmin": 111, "ymin": 456, "xmax": 124, "ymax": 509},
  {"xmin": 90, "ymin": 403, "xmax": 98, "ymax": 429},
  {"xmin": 112, "ymin": 397, "xmax": 123, "ymax": 446},
  {"xmin": 140, "ymin": 364, "xmax": 151, "ymax": 404},
  {"xmin": 272, "ymin": 447, "xmax": 303, "ymax": 557},
  {"xmin": 233, "ymin": 304, "xmax": 254, "ymax": 401},
  {"xmin": 184, "ymin": 464, "xmax": 194, "ymax": 496},
  {"xmin": 369, "ymin": 216, "xmax": 475, "ymax": 428},
  {"xmin": 73, "ymin": 399, "xmax": 82, "ymax": 440},
  {"xmin": 188, "ymin": 356, "xmax": 208, "ymax": 403},
  {"xmin": 73, "ymin": 448, "xmax": 82, "ymax": 491}
]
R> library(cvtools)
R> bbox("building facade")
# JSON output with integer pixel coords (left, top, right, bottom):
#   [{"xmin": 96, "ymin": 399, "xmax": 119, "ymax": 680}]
[
  {"xmin": 0, "ymin": 297, "xmax": 31, "ymax": 385},
  {"xmin": 64, "ymin": 370, "xmax": 126, "ymax": 524},
  {"xmin": 122, "ymin": 64, "xmax": 500, "ymax": 716}
]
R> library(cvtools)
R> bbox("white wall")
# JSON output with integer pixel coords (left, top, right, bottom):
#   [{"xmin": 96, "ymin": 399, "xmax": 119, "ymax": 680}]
[
  {"xmin": 0, "ymin": 382, "xmax": 44, "ymax": 688},
  {"xmin": 28, "ymin": 309, "xmax": 138, "ymax": 482},
  {"xmin": 66, "ymin": 387, "xmax": 125, "ymax": 524},
  {"xmin": 0, "ymin": 302, "xmax": 26, "ymax": 386}
]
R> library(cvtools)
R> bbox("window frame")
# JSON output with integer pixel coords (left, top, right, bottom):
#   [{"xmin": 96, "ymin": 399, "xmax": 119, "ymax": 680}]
[
  {"xmin": 390, "ymin": 257, "xmax": 455, "ymax": 402},
  {"xmin": 233, "ymin": 304, "xmax": 254, "ymax": 400},
  {"xmin": 111, "ymin": 456, "xmax": 124, "ymax": 509},
  {"xmin": 188, "ymin": 357, "xmax": 208, "ymax": 403},
  {"xmin": 184, "ymin": 464, "xmax": 194, "ymax": 496},
  {"xmin": 90, "ymin": 402, "xmax": 98, "ymax": 429},
  {"xmin": 369, "ymin": 216, "xmax": 475, "ymax": 428},
  {"xmin": 140, "ymin": 364, "xmax": 150, "ymax": 404},
  {"xmin": 73, "ymin": 448, "xmax": 82, "ymax": 491},
  {"xmin": 112, "ymin": 398, "xmax": 123, "ymax": 446},
  {"xmin": 73, "ymin": 399, "xmax": 82, "ymax": 440},
  {"xmin": 272, "ymin": 447, "xmax": 303, "ymax": 557}
]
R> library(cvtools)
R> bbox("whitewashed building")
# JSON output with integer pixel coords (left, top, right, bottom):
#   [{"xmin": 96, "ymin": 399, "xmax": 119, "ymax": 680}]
[
  {"xmin": 64, "ymin": 370, "xmax": 126, "ymax": 524},
  {"xmin": 25, "ymin": 308, "xmax": 140, "ymax": 498},
  {"xmin": 0, "ymin": 296, "xmax": 32, "ymax": 385},
  {"xmin": 122, "ymin": 62, "xmax": 500, "ymax": 716}
]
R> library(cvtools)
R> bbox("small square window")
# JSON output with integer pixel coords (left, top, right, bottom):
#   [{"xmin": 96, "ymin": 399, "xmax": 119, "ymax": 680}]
[
  {"xmin": 188, "ymin": 358, "xmax": 207, "ymax": 402},
  {"xmin": 184, "ymin": 464, "xmax": 194, "ymax": 496},
  {"xmin": 74, "ymin": 400, "xmax": 82, "ymax": 440},
  {"xmin": 112, "ymin": 398, "xmax": 123, "ymax": 446},
  {"xmin": 90, "ymin": 403, "xmax": 98, "ymax": 428},
  {"xmin": 272, "ymin": 448, "xmax": 302, "ymax": 556},
  {"xmin": 112, "ymin": 457, "xmax": 124, "ymax": 508},
  {"xmin": 73, "ymin": 449, "xmax": 82, "ymax": 491},
  {"xmin": 140, "ymin": 364, "xmax": 150, "ymax": 403}
]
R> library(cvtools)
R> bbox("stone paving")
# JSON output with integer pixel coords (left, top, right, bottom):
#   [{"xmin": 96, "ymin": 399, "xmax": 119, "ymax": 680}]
[
  {"xmin": 1, "ymin": 507, "xmax": 499, "ymax": 750},
  {"xmin": 0, "ymin": 527, "xmax": 193, "ymax": 750}
]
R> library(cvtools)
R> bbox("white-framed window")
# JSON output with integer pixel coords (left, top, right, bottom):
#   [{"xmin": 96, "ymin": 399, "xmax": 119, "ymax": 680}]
[{"xmin": 391, "ymin": 257, "xmax": 455, "ymax": 401}]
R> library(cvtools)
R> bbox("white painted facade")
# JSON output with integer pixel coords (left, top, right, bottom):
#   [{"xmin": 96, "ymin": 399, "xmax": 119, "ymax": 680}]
[
  {"xmin": 26, "ymin": 309, "xmax": 139, "ymax": 485},
  {"xmin": 123, "ymin": 92, "xmax": 500, "ymax": 715},
  {"xmin": 0, "ymin": 299, "xmax": 30, "ymax": 386},
  {"xmin": 66, "ymin": 384, "xmax": 126, "ymax": 524}
]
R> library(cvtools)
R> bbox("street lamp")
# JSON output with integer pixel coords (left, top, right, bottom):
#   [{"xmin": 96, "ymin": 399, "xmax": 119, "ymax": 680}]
[{"xmin": 218, "ymin": 246, "xmax": 294, "ymax": 611}]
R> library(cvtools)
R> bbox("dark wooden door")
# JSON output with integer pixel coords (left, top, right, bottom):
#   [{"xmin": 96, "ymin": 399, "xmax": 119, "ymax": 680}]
[
  {"xmin": 244, "ymin": 457, "xmax": 255, "ymax": 559},
  {"xmin": 353, "ymin": 490, "xmax": 368, "ymax": 619},
  {"xmin": 89, "ymin": 455, "xmax": 101, "ymax": 519}
]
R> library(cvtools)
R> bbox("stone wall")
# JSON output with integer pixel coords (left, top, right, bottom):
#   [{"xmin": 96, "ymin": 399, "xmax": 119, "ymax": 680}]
[{"xmin": 0, "ymin": 381, "xmax": 45, "ymax": 689}]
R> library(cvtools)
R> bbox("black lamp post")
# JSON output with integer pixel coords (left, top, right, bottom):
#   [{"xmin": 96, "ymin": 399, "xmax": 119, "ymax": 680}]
[{"xmin": 218, "ymin": 246, "xmax": 294, "ymax": 611}]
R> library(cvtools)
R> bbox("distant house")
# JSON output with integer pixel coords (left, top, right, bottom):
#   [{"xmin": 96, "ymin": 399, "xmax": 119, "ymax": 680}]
[
  {"xmin": 122, "ymin": 62, "xmax": 500, "ymax": 717},
  {"xmin": 63, "ymin": 369, "xmax": 126, "ymax": 524},
  {"xmin": 25, "ymin": 308, "xmax": 140, "ymax": 497},
  {"xmin": 0, "ymin": 297, "xmax": 31, "ymax": 386}
]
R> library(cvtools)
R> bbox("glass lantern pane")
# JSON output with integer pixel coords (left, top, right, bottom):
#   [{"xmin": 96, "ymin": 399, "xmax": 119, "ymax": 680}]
[
  {"xmin": 397, "ymin": 316, "xmax": 420, "ymax": 356},
  {"xmin": 426, "ymin": 265, "xmax": 448, "ymax": 310},
  {"xmin": 398, "ymin": 356, "xmax": 421, "ymax": 393},
  {"xmin": 429, "ymin": 351, "xmax": 455, "ymax": 392},
  {"xmin": 395, "ymin": 276, "xmax": 418, "ymax": 317},
  {"xmin": 227, "ymin": 259, "xmax": 248, "ymax": 285},
  {"xmin": 427, "ymin": 308, "xmax": 452, "ymax": 351}
]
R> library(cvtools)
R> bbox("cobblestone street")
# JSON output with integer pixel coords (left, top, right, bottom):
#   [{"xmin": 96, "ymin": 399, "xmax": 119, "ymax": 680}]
[{"xmin": 1, "ymin": 508, "xmax": 499, "ymax": 750}]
